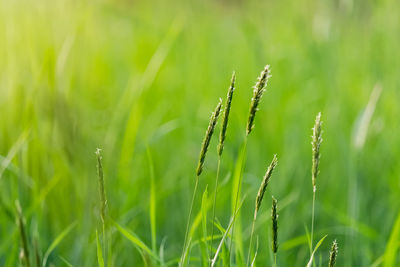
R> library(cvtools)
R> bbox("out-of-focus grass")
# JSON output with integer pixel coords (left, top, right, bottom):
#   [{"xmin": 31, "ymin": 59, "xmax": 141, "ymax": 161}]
[{"xmin": 1, "ymin": 0, "xmax": 400, "ymax": 266}]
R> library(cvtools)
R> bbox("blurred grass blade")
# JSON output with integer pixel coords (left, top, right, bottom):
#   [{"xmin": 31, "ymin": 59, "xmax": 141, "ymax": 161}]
[
  {"xmin": 108, "ymin": 15, "xmax": 184, "ymax": 162},
  {"xmin": 280, "ymin": 234, "xmax": 308, "ymax": 251},
  {"xmin": 146, "ymin": 147, "xmax": 157, "ymax": 253},
  {"xmin": 96, "ymin": 230, "xmax": 104, "ymax": 267},
  {"xmin": 383, "ymin": 213, "xmax": 400, "ymax": 267},
  {"xmin": 112, "ymin": 221, "xmax": 160, "ymax": 262},
  {"xmin": 0, "ymin": 129, "xmax": 29, "ymax": 180},
  {"xmin": 352, "ymin": 83, "xmax": 382, "ymax": 150},
  {"xmin": 42, "ymin": 221, "xmax": 77, "ymax": 267},
  {"xmin": 230, "ymin": 142, "xmax": 247, "ymax": 261},
  {"xmin": 250, "ymin": 236, "xmax": 259, "ymax": 267},
  {"xmin": 59, "ymin": 256, "xmax": 74, "ymax": 267},
  {"xmin": 211, "ymin": 196, "xmax": 245, "ymax": 267},
  {"xmin": 201, "ymin": 185, "xmax": 209, "ymax": 261},
  {"xmin": 306, "ymin": 235, "xmax": 327, "ymax": 267}
]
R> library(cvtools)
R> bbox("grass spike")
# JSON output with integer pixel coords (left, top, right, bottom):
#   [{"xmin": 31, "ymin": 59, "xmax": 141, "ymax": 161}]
[
  {"xmin": 246, "ymin": 65, "xmax": 271, "ymax": 136},
  {"xmin": 218, "ymin": 71, "xmax": 235, "ymax": 156},
  {"xmin": 247, "ymin": 155, "xmax": 278, "ymax": 267},
  {"xmin": 310, "ymin": 112, "xmax": 323, "ymax": 252},
  {"xmin": 196, "ymin": 98, "xmax": 223, "ymax": 176},
  {"xmin": 311, "ymin": 112, "xmax": 322, "ymax": 192},
  {"xmin": 328, "ymin": 240, "xmax": 338, "ymax": 267},
  {"xmin": 271, "ymin": 196, "xmax": 278, "ymax": 256},
  {"xmin": 255, "ymin": 155, "xmax": 278, "ymax": 217},
  {"xmin": 181, "ymin": 98, "xmax": 222, "ymax": 266}
]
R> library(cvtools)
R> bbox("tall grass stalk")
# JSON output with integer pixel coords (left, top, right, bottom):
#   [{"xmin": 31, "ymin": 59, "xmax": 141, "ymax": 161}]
[
  {"xmin": 247, "ymin": 155, "xmax": 277, "ymax": 267},
  {"xmin": 310, "ymin": 113, "xmax": 322, "ymax": 254},
  {"xmin": 180, "ymin": 99, "xmax": 222, "ymax": 267},
  {"xmin": 96, "ymin": 148, "xmax": 108, "ymax": 265},
  {"xmin": 210, "ymin": 72, "xmax": 235, "ymax": 260},
  {"xmin": 229, "ymin": 65, "xmax": 271, "ymax": 263}
]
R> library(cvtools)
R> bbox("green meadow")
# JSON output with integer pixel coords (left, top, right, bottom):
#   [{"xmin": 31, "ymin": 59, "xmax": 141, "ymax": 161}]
[{"xmin": 1, "ymin": 0, "xmax": 400, "ymax": 266}]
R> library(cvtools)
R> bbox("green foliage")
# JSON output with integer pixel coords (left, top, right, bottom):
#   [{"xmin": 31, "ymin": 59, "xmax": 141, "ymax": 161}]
[{"xmin": 1, "ymin": 0, "xmax": 400, "ymax": 266}]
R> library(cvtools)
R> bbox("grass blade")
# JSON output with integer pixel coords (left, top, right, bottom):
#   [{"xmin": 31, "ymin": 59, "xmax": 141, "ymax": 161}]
[
  {"xmin": 42, "ymin": 221, "xmax": 77, "ymax": 267},
  {"xmin": 211, "ymin": 196, "xmax": 245, "ymax": 267},
  {"xmin": 59, "ymin": 256, "xmax": 74, "ymax": 267},
  {"xmin": 201, "ymin": 185, "xmax": 209, "ymax": 262},
  {"xmin": 306, "ymin": 235, "xmax": 327, "ymax": 267},
  {"xmin": 96, "ymin": 230, "xmax": 104, "ymax": 267},
  {"xmin": 383, "ymin": 213, "xmax": 400, "ymax": 267},
  {"xmin": 112, "ymin": 221, "xmax": 160, "ymax": 262},
  {"xmin": 146, "ymin": 147, "xmax": 157, "ymax": 253}
]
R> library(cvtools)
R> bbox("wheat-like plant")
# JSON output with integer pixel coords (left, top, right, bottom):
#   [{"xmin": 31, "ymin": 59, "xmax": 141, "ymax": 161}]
[
  {"xmin": 196, "ymin": 99, "xmax": 223, "ymax": 176},
  {"xmin": 229, "ymin": 65, "xmax": 272, "ymax": 261},
  {"xmin": 328, "ymin": 240, "xmax": 338, "ymax": 267},
  {"xmin": 310, "ymin": 112, "xmax": 322, "ymax": 253},
  {"xmin": 247, "ymin": 155, "xmax": 278, "ymax": 267},
  {"xmin": 210, "ymin": 73, "xmax": 235, "ymax": 259},
  {"xmin": 218, "ymin": 72, "xmax": 235, "ymax": 156},
  {"xmin": 246, "ymin": 65, "xmax": 271, "ymax": 136},
  {"xmin": 181, "ymin": 99, "xmax": 222, "ymax": 266},
  {"xmin": 311, "ymin": 112, "xmax": 322, "ymax": 192}
]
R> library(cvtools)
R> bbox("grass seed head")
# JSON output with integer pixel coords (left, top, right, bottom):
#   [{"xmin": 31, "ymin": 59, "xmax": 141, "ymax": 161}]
[
  {"xmin": 218, "ymin": 72, "xmax": 236, "ymax": 156},
  {"xmin": 255, "ymin": 154, "xmax": 278, "ymax": 218},
  {"xmin": 196, "ymin": 99, "xmax": 223, "ymax": 176},
  {"xmin": 96, "ymin": 148, "xmax": 107, "ymax": 223},
  {"xmin": 311, "ymin": 112, "xmax": 323, "ymax": 191},
  {"xmin": 271, "ymin": 196, "xmax": 278, "ymax": 254},
  {"xmin": 329, "ymin": 240, "xmax": 338, "ymax": 267},
  {"xmin": 246, "ymin": 65, "xmax": 271, "ymax": 136}
]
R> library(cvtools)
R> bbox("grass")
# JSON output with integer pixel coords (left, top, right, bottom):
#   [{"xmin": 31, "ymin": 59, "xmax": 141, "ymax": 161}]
[{"xmin": 1, "ymin": 0, "xmax": 400, "ymax": 266}]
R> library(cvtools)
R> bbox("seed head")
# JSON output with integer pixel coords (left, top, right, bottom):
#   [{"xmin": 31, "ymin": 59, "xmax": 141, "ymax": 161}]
[
  {"xmin": 218, "ymin": 72, "xmax": 236, "ymax": 156},
  {"xmin": 311, "ymin": 112, "xmax": 323, "ymax": 192},
  {"xmin": 255, "ymin": 155, "xmax": 278, "ymax": 218},
  {"xmin": 271, "ymin": 196, "xmax": 278, "ymax": 254},
  {"xmin": 196, "ymin": 99, "xmax": 223, "ymax": 176},
  {"xmin": 246, "ymin": 65, "xmax": 271, "ymax": 135},
  {"xmin": 328, "ymin": 240, "xmax": 338, "ymax": 267}
]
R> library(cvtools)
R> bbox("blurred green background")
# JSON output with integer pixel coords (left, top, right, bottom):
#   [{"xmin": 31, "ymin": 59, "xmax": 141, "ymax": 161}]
[{"xmin": 1, "ymin": 0, "xmax": 400, "ymax": 266}]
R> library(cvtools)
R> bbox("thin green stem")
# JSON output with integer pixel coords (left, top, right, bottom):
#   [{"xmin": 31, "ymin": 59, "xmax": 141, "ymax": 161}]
[
  {"xmin": 310, "ymin": 187, "xmax": 316, "ymax": 254},
  {"xmin": 228, "ymin": 136, "xmax": 248, "ymax": 263},
  {"xmin": 274, "ymin": 253, "xmax": 277, "ymax": 267},
  {"xmin": 246, "ymin": 215, "xmax": 256, "ymax": 267},
  {"xmin": 209, "ymin": 157, "xmax": 222, "ymax": 262},
  {"xmin": 180, "ymin": 176, "xmax": 199, "ymax": 267},
  {"xmin": 102, "ymin": 219, "xmax": 107, "ymax": 266}
]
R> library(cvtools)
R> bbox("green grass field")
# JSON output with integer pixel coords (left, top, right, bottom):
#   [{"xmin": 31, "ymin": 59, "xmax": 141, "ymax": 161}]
[{"xmin": 1, "ymin": 0, "xmax": 400, "ymax": 266}]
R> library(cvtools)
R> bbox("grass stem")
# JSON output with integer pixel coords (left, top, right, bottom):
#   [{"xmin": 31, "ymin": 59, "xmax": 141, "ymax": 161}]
[
  {"xmin": 209, "ymin": 156, "xmax": 221, "ymax": 261},
  {"xmin": 180, "ymin": 176, "xmax": 199, "ymax": 267},
  {"xmin": 246, "ymin": 214, "xmax": 256, "ymax": 267},
  {"xmin": 228, "ymin": 136, "xmax": 248, "ymax": 263}
]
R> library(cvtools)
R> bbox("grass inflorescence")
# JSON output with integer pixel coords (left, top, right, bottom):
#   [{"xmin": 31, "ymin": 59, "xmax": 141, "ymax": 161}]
[
  {"xmin": 246, "ymin": 65, "xmax": 271, "ymax": 136},
  {"xmin": 181, "ymin": 98, "xmax": 223, "ymax": 266},
  {"xmin": 271, "ymin": 196, "xmax": 278, "ymax": 259},
  {"xmin": 210, "ymin": 72, "xmax": 236, "ymax": 260},
  {"xmin": 329, "ymin": 240, "xmax": 338, "ymax": 267},
  {"xmin": 196, "ymin": 99, "xmax": 223, "ymax": 176},
  {"xmin": 310, "ymin": 112, "xmax": 323, "ymax": 254}
]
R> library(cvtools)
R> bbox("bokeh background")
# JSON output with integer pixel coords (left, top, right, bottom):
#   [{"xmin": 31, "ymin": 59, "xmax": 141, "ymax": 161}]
[{"xmin": 1, "ymin": 0, "xmax": 400, "ymax": 266}]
